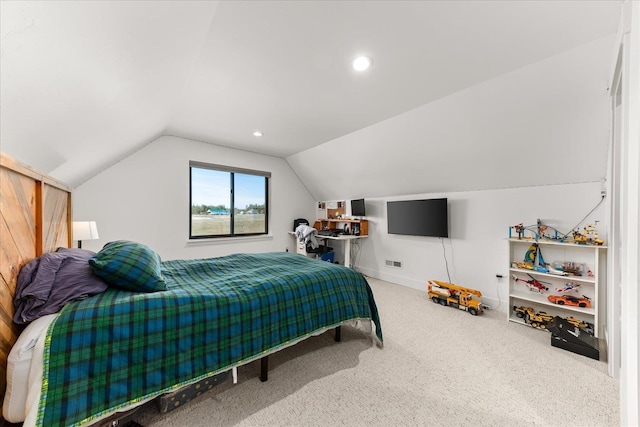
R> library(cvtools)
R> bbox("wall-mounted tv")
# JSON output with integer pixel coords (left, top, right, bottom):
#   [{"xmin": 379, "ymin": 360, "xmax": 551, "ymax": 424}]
[
  {"xmin": 351, "ymin": 198, "xmax": 366, "ymax": 217},
  {"xmin": 387, "ymin": 198, "xmax": 448, "ymax": 238}
]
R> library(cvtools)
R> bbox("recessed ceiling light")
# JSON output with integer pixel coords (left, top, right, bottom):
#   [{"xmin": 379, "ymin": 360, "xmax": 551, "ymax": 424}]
[
  {"xmin": 253, "ymin": 131, "xmax": 263, "ymax": 137},
  {"xmin": 352, "ymin": 56, "xmax": 372, "ymax": 72}
]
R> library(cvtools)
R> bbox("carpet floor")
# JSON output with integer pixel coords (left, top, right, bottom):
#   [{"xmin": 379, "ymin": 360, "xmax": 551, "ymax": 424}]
[{"xmin": 133, "ymin": 277, "xmax": 619, "ymax": 427}]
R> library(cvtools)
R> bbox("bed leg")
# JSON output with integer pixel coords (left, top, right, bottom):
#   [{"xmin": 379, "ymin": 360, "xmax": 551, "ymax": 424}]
[
  {"xmin": 260, "ymin": 356, "xmax": 268, "ymax": 382},
  {"xmin": 335, "ymin": 325, "xmax": 341, "ymax": 342}
]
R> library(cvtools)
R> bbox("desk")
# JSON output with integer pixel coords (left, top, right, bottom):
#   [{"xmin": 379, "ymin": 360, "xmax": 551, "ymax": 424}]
[
  {"xmin": 289, "ymin": 232, "xmax": 365, "ymax": 269},
  {"xmin": 315, "ymin": 234, "xmax": 365, "ymax": 269}
]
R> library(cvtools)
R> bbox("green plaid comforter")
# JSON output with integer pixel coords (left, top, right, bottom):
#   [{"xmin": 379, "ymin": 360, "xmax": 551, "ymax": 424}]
[{"xmin": 38, "ymin": 252, "xmax": 382, "ymax": 426}]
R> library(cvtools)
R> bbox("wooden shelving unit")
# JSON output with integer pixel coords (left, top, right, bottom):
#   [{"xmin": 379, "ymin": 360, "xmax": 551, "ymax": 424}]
[
  {"xmin": 315, "ymin": 218, "xmax": 368, "ymax": 236},
  {"xmin": 314, "ymin": 200, "xmax": 368, "ymax": 236}
]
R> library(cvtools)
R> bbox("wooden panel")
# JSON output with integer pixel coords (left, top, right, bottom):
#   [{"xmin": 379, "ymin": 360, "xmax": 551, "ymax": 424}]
[
  {"xmin": 0, "ymin": 257, "xmax": 22, "ymax": 414},
  {"xmin": 42, "ymin": 184, "xmax": 70, "ymax": 252},
  {"xmin": 0, "ymin": 168, "xmax": 36, "ymax": 318},
  {"xmin": 358, "ymin": 219, "xmax": 368, "ymax": 236},
  {"xmin": 0, "ymin": 167, "xmax": 37, "ymax": 264},
  {"xmin": 0, "ymin": 152, "xmax": 71, "ymax": 417}
]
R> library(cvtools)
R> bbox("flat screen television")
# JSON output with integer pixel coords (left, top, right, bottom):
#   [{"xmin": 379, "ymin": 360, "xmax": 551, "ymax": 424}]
[
  {"xmin": 387, "ymin": 198, "xmax": 448, "ymax": 238},
  {"xmin": 351, "ymin": 198, "xmax": 366, "ymax": 217}
]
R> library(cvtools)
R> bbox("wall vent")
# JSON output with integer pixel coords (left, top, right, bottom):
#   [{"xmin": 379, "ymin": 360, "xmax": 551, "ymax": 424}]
[{"xmin": 385, "ymin": 260, "xmax": 402, "ymax": 268}]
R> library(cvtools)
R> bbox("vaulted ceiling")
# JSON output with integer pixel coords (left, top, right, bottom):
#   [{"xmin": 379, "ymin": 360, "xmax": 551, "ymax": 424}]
[{"xmin": 1, "ymin": 1, "xmax": 622, "ymax": 194}]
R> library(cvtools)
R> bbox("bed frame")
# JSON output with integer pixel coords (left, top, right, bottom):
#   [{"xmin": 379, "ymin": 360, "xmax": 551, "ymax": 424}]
[{"xmin": 0, "ymin": 152, "xmax": 72, "ymax": 413}]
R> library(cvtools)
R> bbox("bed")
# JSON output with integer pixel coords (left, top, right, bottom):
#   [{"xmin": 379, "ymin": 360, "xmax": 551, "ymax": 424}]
[{"xmin": 0, "ymin": 153, "xmax": 383, "ymax": 426}]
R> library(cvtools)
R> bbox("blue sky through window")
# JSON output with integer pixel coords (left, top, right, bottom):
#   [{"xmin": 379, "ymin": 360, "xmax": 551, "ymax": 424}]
[{"xmin": 192, "ymin": 168, "xmax": 265, "ymax": 209}]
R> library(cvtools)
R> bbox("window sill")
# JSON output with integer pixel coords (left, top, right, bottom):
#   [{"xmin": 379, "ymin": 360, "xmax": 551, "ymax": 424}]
[{"xmin": 187, "ymin": 234, "xmax": 274, "ymax": 245}]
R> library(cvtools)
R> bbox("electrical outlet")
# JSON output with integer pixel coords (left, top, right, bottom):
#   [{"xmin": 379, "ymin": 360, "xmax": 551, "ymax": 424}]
[{"xmin": 600, "ymin": 189, "xmax": 606, "ymax": 197}]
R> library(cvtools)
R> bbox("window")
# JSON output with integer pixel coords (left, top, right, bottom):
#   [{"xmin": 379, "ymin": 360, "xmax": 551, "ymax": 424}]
[{"xmin": 189, "ymin": 161, "xmax": 270, "ymax": 238}]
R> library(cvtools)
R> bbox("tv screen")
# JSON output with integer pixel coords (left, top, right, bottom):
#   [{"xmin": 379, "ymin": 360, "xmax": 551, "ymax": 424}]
[
  {"xmin": 387, "ymin": 198, "xmax": 448, "ymax": 237},
  {"xmin": 351, "ymin": 198, "xmax": 366, "ymax": 217}
]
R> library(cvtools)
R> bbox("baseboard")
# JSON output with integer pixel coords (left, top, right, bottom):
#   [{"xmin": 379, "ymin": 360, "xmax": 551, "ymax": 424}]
[
  {"xmin": 357, "ymin": 266, "xmax": 426, "ymax": 292},
  {"xmin": 358, "ymin": 267, "xmax": 505, "ymax": 313}
]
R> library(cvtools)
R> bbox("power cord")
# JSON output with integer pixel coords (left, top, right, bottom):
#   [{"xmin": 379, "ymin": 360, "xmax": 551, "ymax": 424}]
[
  {"xmin": 494, "ymin": 278, "xmax": 502, "ymax": 311},
  {"xmin": 440, "ymin": 237, "xmax": 452, "ymax": 283},
  {"xmin": 559, "ymin": 194, "xmax": 606, "ymax": 239}
]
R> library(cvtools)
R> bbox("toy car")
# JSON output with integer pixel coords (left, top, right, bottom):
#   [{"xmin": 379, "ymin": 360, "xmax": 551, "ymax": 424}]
[
  {"xmin": 513, "ymin": 306, "xmax": 530, "ymax": 318},
  {"xmin": 547, "ymin": 294, "xmax": 591, "ymax": 308},
  {"xmin": 512, "ymin": 306, "xmax": 554, "ymax": 329},
  {"xmin": 564, "ymin": 316, "xmax": 595, "ymax": 334}
]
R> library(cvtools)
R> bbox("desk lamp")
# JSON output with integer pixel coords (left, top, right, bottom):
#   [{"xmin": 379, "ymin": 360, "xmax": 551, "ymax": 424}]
[{"xmin": 72, "ymin": 221, "xmax": 99, "ymax": 249}]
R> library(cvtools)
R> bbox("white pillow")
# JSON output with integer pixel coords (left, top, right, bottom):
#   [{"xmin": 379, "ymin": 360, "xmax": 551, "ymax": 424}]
[{"xmin": 3, "ymin": 314, "xmax": 57, "ymax": 423}]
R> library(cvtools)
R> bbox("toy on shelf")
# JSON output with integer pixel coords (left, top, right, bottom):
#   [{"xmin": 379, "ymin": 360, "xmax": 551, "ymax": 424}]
[
  {"xmin": 511, "ymin": 223, "xmax": 525, "ymax": 239},
  {"xmin": 512, "ymin": 261, "xmax": 549, "ymax": 273},
  {"xmin": 550, "ymin": 261, "xmax": 585, "ymax": 276},
  {"xmin": 509, "ymin": 219, "xmax": 605, "ymax": 246},
  {"xmin": 571, "ymin": 222, "xmax": 605, "ymax": 245},
  {"xmin": 512, "ymin": 274, "xmax": 550, "ymax": 293},
  {"xmin": 564, "ymin": 316, "xmax": 594, "ymax": 335},
  {"xmin": 524, "ymin": 243, "xmax": 542, "ymax": 264},
  {"xmin": 512, "ymin": 243, "xmax": 589, "ymax": 279},
  {"xmin": 547, "ymin": 294, "xmax": 592, "ymax": 308},
  {"xmin": 512, "ymin": 261, "xmax": 533, "ymax": 270},
  {"xmin": 571, "ymin": 228, "xmax": 588, "ymax": 244},
  {"xmin": 512, "ymin": 306, "xmax": 554, "ymax": 330},
  {"xmin": 511, "ymin": 243, "xmax": 550, "ymax": 273},
  {"xmin": 427, "ymin": 280, "xmax": 484, "ymax": 316},
  {"xmin": 512, "ymin": 306, "xmax": 594, "ymax": 334},
  {"xmin": 555, "ymin": 282, "xmax": 581, "ymax": 294},
  {"xmin": 547, "ymin": 268, "xmax": 569, "ymax": 277},
  {"xmin": 508, "ymin": 219, "xmax": 565, "ymax": 241}
]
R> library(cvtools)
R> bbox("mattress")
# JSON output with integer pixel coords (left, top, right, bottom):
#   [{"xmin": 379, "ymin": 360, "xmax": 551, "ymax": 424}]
[
  {"xmin": 4, "ymin": 315, "xmax": 156, "ymax": 425},
  {"xmin": 3, "ymin": 314, "xmax": 57, "ymax": 423}
]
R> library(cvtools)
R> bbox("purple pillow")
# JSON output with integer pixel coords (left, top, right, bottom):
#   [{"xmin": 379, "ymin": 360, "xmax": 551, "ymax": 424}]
[
  {"xmin": 55, "ymin": 247, "xmax": 98, "ymax": 259},
  {"xmin": 13, "ymin": 248, "xmax": 109, "ymax": 324}
]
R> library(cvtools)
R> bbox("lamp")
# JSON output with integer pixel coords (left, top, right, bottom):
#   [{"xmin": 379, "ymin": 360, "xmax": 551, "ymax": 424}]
[{"xmin": 72, "ymin": 221, "xmax": 99, "ymax": 248}]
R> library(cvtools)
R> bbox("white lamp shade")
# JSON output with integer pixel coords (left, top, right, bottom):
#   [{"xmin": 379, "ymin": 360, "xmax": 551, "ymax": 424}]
[{"xmin": 72, "ymin": 221, "xmax": 99, "ymax": 241}]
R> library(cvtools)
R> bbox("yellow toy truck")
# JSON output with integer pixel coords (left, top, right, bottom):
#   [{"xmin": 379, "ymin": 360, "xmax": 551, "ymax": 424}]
[
  {"xmin": 513, "ymin": 306, "xmax": 554, "ymax": 329},
  {"xmin": 427, "ymin": 280, "xmax": 484, "ymax": 316}
]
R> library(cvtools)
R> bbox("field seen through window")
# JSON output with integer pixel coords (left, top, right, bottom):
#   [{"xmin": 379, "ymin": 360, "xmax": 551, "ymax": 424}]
[{"xmin": 191, "ymin": 214, "xmax": 266, "ymax": 235}]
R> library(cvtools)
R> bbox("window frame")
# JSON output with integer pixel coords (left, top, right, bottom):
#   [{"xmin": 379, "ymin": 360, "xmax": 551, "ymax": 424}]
[{"xmin": 189, "ymin": 161, "xmax": 270, "ymax": 239}]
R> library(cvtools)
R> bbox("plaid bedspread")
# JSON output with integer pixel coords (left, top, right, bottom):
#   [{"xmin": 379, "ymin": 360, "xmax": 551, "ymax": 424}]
[{"xmin": 37, "ymin": 252, "xmax": 382, "ymax": 426}]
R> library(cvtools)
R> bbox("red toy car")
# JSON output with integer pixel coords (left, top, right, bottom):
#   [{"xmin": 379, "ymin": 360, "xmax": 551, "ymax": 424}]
[{"xmin": 547, "ymin": 294, "xmax": 591, "ymax": 308}]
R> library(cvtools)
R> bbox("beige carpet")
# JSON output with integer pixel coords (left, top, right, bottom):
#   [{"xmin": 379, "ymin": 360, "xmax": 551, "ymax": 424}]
[{"xmin": 134, "ymin": 278, "xmax": 619, "ymax": 427}]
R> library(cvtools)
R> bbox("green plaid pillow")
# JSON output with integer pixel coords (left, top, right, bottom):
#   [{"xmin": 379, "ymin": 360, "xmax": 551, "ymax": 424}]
[{"xmin": 89, "ymin": 240, "xmax": 167, "ymax": 292}]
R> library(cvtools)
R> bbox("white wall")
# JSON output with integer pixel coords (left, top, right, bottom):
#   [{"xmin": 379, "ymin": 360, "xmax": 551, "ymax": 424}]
[
  {"xmin": 350, "ymin": 181, "xmax": 606, "ymax": 312},
  {"xmin": 287, "ymin": 35, "xmax": 615, "ymax": 203},
  {"xmin": 615, "ymin": 1, "xmax": 640, "ymax": 425},
  {"xmin": 72, "ymin": 136, "xmax": 317, "ymax": 260}
]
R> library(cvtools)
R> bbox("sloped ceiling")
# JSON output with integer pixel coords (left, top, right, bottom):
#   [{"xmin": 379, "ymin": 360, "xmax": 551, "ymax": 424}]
[
  {"xmin": 0, "ymin": 1, "xmax": 622, "ymax": 194},
  {"xmin": 0, "ymin": 1, "xmax": 218, "ymax": 185}
]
